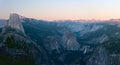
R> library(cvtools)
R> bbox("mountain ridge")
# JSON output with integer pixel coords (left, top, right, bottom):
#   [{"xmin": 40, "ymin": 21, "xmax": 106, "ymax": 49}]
[{"xmin": 0, "ymin": 13, "xmax": 120, "ymax": 65}]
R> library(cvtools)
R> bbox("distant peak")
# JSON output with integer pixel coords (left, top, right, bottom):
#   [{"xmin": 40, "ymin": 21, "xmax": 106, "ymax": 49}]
[
  {"xmin": 10, "ymin": 13, "xmax": 19, "ymax": 17},
  {"xmin": 10, "ymin": 13, "xmax": 26, "ymax": 20},
  {"xmin": 7, "ymin": 13, "xmax": 26, "ymax": 35},
  {"xmin": 9, "ymin": 13, "xmax": 20, "ymax": 22}
]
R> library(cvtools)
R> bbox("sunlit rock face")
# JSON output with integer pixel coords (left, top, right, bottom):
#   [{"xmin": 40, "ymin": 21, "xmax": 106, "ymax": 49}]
[{"xmin": 8, "ymin": 13, "xmax": 25, "ymax": 35}]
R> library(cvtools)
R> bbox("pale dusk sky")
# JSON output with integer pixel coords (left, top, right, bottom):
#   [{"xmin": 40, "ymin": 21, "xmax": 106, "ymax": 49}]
[{"xmin": 0, "ymin": 0, "xmax": 120, "ymax": 20}]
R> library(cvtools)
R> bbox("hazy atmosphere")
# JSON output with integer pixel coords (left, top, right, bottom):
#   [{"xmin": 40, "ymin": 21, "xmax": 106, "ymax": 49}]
[
  {"xmin": 1, "ymin": 0, "xmax": 120, "ymax": 65},
  {"xmin": 1, "ymin": 0, "xmax": 120, "ymax": 20}
]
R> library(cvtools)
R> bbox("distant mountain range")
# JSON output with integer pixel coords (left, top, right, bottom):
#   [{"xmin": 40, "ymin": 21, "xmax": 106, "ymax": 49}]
[{"xmin": 0, "ymin": 13, "xmax": 120, "ymax": 65}]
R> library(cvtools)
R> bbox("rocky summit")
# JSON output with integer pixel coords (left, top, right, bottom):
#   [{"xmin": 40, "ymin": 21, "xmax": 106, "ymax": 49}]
[
  {"xmin": 0, "ymin": 13, "xmax": 120, "ymax": 65},
  {"xmin": 8, "ymin": 13, "xmax": 25, "ymax": 35}
]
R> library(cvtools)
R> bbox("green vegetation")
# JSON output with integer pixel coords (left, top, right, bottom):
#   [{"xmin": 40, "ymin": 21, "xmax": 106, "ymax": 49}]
[
  {"xmin": 5, "ymin": 36, "xmax": 27, "ymax": 49},
  {"xmin": 0, "ymin": 54, "xmax": 35, "ymax": 65},
  {"xmin": 104, "ymin": 38, "xmax": 120, "ymax": 54},
  {"xmin": 3, "ymin": 36, "xmax": 35, "ymax": 65}
]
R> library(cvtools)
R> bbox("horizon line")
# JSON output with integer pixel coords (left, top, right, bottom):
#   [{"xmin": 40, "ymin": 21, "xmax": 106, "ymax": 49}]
[{"xmin": 1, "ymin": 13, "xmax": 120, "ymax": 22}]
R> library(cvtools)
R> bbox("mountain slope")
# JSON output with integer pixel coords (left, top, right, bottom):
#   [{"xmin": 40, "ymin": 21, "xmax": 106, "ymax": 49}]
[
  {"xmin": 1, "ymin": 14, "xmax": 120, "ymax": 65},
  {"xmin": 22, "ymin": 16, "xmax": 120, "ymax": 65}
]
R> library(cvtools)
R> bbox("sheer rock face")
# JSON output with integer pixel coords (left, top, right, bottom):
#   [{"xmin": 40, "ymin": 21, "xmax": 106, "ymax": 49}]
[
  {"xmin": 86, "ymin": 47, "xmax": 109, "ymax": 65},
  {"xmin": 61, "ymin": 32, "xmax": 80, "ymax": 50},
  {"xmin": 8, "ymin": 13, "xmax": 25, "ymax": 35},
  {"xmin": 44, "ymin": 36, "xmax": 62, "ymax": 54}
]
